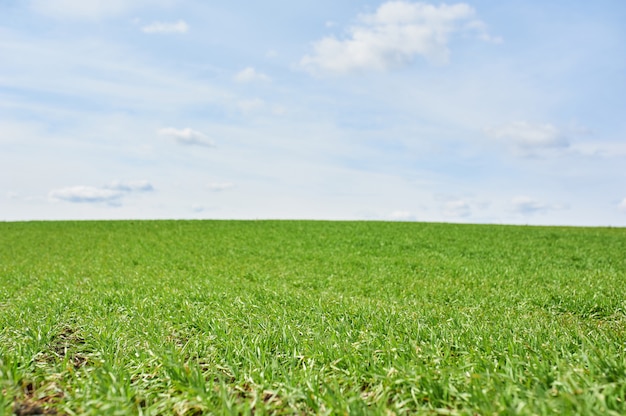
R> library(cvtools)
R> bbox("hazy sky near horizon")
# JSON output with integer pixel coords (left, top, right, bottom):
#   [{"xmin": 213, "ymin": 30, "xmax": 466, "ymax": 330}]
[{"xmin": 1, "ymin": 0, "xmax": 625, "ymax": 225}]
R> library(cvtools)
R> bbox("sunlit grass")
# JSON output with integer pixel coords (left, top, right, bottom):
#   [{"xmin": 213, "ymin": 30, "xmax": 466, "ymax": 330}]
[{"xmin": 1, "ymin": 220, "xmax": 625, "ymax": 414}]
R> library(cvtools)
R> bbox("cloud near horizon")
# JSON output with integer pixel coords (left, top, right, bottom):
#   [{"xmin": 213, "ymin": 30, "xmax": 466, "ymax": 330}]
[
  {"xmin": 107, "ymin": 180, "xmax": 154, "ymax": 193},
  {"xmin": 158, "ymin": 128, "xmax": 215, "ymax": 147},
  {"xmin": 300, "ymin": 1, "xmax": 500, "ymax": 75},
  {"xmin": 511, "ymin": 196, "xmax": 550, "ymax": 215},
  {"xmin": 49, "ymin": 181, "xmax": 154, "ymax": 204}
]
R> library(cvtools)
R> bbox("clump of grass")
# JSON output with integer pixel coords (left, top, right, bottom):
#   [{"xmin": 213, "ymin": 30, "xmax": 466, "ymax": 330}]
[{"xmin": 1, "ymin": 220, "xmax": 625, "ymax": 414}]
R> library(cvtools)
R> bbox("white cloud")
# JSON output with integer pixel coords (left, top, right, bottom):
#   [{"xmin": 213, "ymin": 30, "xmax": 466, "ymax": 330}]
[
  {"xmin": 49, "ymin": 186, "xmax": 122, "ymax": 204},
  {"xmin": 571, "ymin": 141, "xmax": 626, "ymax": 158},
  {"xmin": 511, "ymin": 196, "xmax": 547, "ymax": 215},
  {"xmin": 465, "ymin": 20, "xmax": 503, "ymax": 44},
  {"xmin": 234, "ymin": 67, "xmax": 270, "ymax": 83},
  {"xmin": 29, "ymin": 0, "xmax": 172, "ymax": 19},
  {"xmin": 158, "ymin": 127, "xmax": 215, "ymax": 147},
  {"xmin": 107, "ymin": 180, "xmax": 154, "ymax": 192},
  {"xmin": 485, "ymin": 121, "xmax": 569, "ymax": 156},
  {"xmin": 49, "ymin": 181, "xmax": 154, "ymax": 204},
  {"xmin": 207, "ymin": 182, "xmax": 235, "ymax": 192},
  {"xmin": 142, "ymin": 20, "xmax": 189, "ymax": 34},
  {"xmin": 619, "ymin": 198, "xmax": 626, "ymax": 212},
  {"xmin": 301, "ymin": 1, "xmax": 499, "ymax": 74},
  {"xmin": 0, "ymin": 37, "xmax": 237, "ymax": 121}
]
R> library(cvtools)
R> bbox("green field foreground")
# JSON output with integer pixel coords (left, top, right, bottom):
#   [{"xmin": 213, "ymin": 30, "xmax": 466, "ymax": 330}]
[{"xmin": 1, "ymin": 221, "xmax": 625, "ymax": 415}]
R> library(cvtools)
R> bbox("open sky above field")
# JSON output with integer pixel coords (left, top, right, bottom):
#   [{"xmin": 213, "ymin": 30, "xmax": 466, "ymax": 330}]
[{"xmin": 1, "ymin": 0, "xmax": 625, "ymax": 225}]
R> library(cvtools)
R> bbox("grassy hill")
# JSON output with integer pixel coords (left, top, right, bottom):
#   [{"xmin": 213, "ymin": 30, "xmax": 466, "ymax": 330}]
[{"xmin": 1, "ymin": 220, "xmax": 625, "ymax": 414}]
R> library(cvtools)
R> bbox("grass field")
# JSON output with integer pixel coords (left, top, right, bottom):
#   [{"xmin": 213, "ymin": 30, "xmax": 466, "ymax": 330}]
[{"xmin": 1, "ymin": 220, "xmax": 625, "ymax": 415}]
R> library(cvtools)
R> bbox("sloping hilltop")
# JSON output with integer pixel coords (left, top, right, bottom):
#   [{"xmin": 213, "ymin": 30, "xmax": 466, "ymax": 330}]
[{"xmin": 1, "ymin": 220, "xmax": 625, "ymax": 415}]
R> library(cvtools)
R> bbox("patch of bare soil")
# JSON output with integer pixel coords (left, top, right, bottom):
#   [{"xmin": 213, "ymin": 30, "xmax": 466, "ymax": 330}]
[
  {"xmin": 12, "ymin": 382, "xmax": 64, "ymax": 416},
  {"xmin": 36, "ymin": 326, "xmax": 89, "ymax": 369}
]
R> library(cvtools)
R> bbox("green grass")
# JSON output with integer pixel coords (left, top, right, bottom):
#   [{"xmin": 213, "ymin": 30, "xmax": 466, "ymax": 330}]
[{"xmin": 1, "ymin": 220, "xmax": 625, "ymax": 415}]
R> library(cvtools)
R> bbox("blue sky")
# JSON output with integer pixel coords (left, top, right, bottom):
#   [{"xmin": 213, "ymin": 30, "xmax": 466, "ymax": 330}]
[{"xmin": 1, "ymin": 0, "xmax": 625, "ymax": 225}]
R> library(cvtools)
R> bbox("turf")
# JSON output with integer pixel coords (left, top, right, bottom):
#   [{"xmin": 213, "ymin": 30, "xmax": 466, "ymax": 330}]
[{"xmin": 1, "ymin": 220, "xmax": 625, "ymax": 415}]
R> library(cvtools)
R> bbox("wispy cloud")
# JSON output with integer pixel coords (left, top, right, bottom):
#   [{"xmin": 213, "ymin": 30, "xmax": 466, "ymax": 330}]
[
  {"xmin": 142, "ymin": 20, "xmax": 189, "ymax": 34},
  {"xmin": 207, "ymin": 182, "xmax": 235, "ymax": 192},
  {"xmin": 49, "ymin": 186, "xmax": 123, "ymax": 204},
  {"xmin": 29, "ymin": 0, "xmax": 171, "ymax": 19},
  {"xmin": 107, "ymin": 180, "xmax": 154, "ymax": 192},
  {"xmin": 485, "ymin": 121, "xmax": 569, "ymax": 156},
  {"xmin": 571, "ymin": 141, "xmax": 626, "ymax": 158},
  {"xmin": 157, "ymin": 128, "xmax": 215, "ymax": 147},
  {"xmin": 301, "ymin": 1, "xmax": 499, "ymax": 75},
  {"xmin": 619, "ymin": 198, "xmax": 626, "ymax": 212},
  {"xmin": 511, "ymin": 196, "xmax": 548, "ymax": 215},
  {"xmin": 234, "ymin": 67, "xmax": 270, "ymax": 83},
  {"xmin": 466, "ymin": 20, "xmax": 503, "ymax": 44},
  {"xmin": 49, "ymin": 181, "xmax": 154, "ymax": 204}
]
